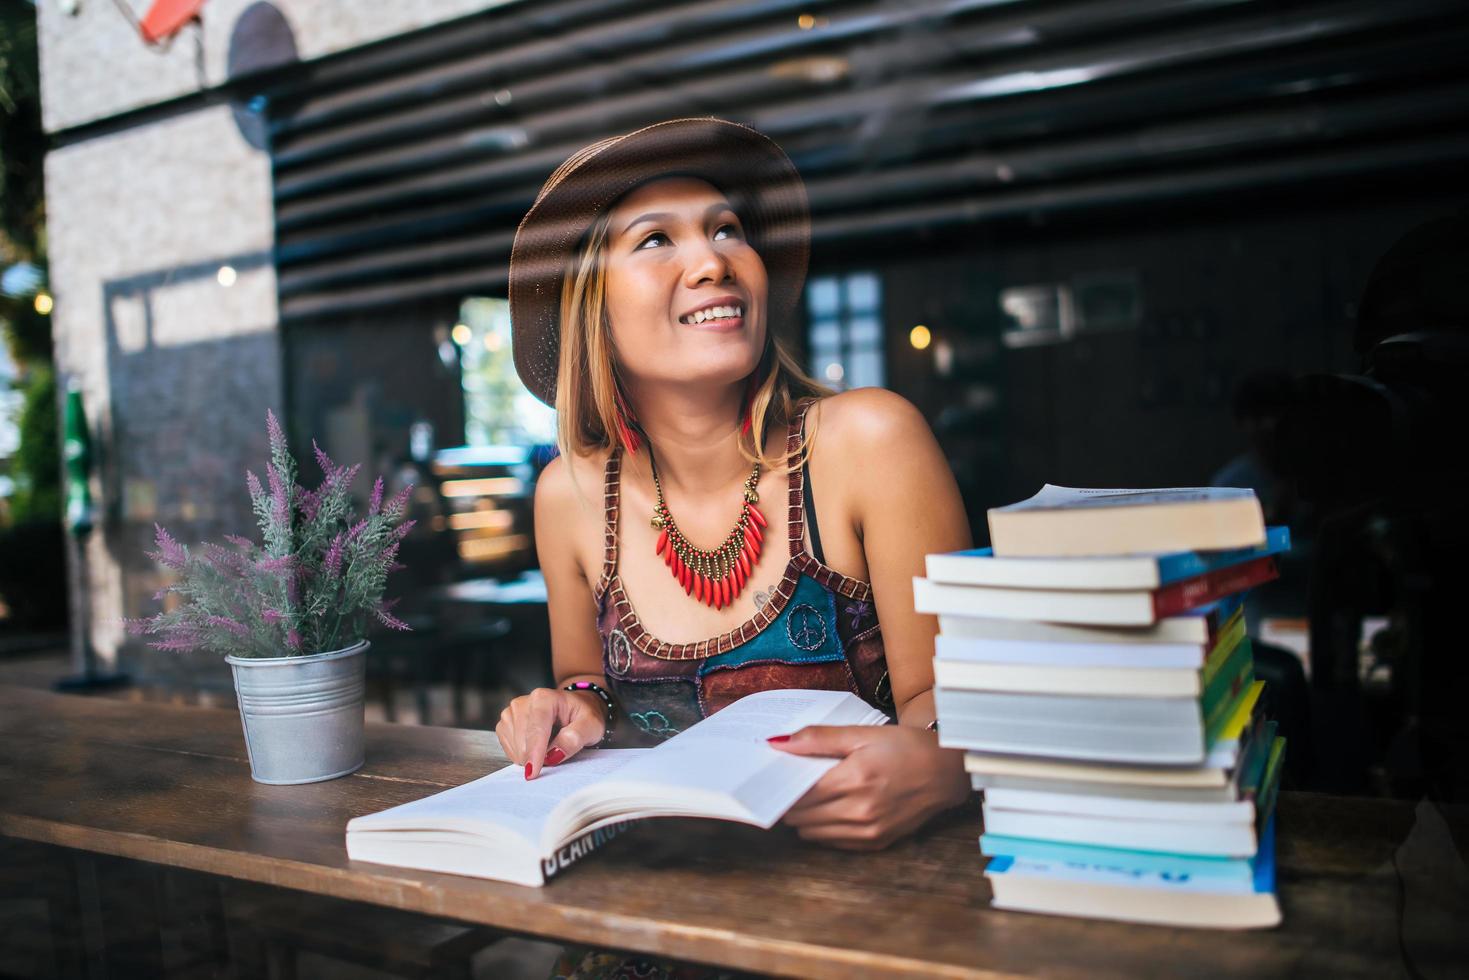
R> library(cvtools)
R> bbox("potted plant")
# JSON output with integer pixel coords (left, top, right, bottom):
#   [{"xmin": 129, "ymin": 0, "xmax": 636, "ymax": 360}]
[{"xmin": 128, "ymin": 411, "xmax": 413, "ymax": 784}]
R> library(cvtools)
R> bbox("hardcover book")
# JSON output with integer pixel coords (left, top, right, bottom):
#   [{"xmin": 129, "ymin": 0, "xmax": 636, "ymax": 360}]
[
  {"xmin": 936, "ymin": 605, "xmax": 1246, "ymax": 670},
  {"xmin": 913, "ymin": 556, "xmax": 1277, "ymax": 627},
  {"xmin": 983, "ymin": 818, "xmax": 1281, "ymax": 929},
  {"xmin": 987, "ymin": 485, "xmax": 1266, "ymax": 558},
  {"xmin": 933, "ymin": 611, "xmax": 1250, "ymax": 697},
  {"xmin": 935, "ymin": 593, "xmax": 1245, "ymax": 646},
  {"xmin": 926, "ymin": 526, "xmax": 1290, "ymax": 590},
  {"xmin": 346, "ymin": 689, "xmax": 888, "ymax": 886}
]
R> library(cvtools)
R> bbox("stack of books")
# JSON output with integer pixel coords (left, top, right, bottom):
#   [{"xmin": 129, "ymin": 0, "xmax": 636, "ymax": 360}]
[{"xmin": 915, "ymin": 486, "xmax": 1289, "ymax": 929}]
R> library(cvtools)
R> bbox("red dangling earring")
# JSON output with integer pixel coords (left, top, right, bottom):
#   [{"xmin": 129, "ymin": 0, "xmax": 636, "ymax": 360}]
[{"xmin": 614, "ymin": 387, "xmax": 641, "ymax": 455}]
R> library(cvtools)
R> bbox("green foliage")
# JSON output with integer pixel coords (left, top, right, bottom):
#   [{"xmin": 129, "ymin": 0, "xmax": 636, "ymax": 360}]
[
  {"xmin": 0, "ymin": 1, "xmax": 45, "ymax": 265},
  {"xmin": 128, "ymin": 412, "xmax": 415, "ymax": 658},
  {"xmin": 9, "ymin": 361, "xmax": 58, "ymax": 523}
]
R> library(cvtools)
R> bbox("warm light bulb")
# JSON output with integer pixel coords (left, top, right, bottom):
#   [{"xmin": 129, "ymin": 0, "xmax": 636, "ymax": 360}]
[
  {"xmin": 910, "ymin": 324, "xmax": 932, "ymax": 350},
  {"xmin": 217, "ymin": 265, "xmax": 237, "ymax": 287},
  {"xmin": 483, "ymin": 332, "xmax": 503, "ymax": 352},
  {"xmin": 33, "ymin": 292, "xmax": 53, "ymax": 315},
  {"xmin": 824, "ymin": 362, "xmax": 845, "ymax": 382},
  {"xmin": 451, "ymin": 323, "xmax": 473, "ymax": 346},
  {"xmin": 797, "ymin": 12, "xmax": 816, "ymax": 29}
]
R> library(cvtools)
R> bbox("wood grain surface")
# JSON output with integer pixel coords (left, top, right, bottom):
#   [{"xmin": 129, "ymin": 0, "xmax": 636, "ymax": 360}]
[{"xmin": 1, "ymin": 684, "xmax": 1465, "ymax": 979}]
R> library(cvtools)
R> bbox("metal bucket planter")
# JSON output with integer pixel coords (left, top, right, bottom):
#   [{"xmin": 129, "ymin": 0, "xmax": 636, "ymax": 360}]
[{"xmin": 225, "ymin": 640, "xmax": 369, "ymax": 785}]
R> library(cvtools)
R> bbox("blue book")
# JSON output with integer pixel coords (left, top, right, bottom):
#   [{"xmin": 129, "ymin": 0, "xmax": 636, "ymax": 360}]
[
  {"xmin": 981, "ymin": 832, "xmax": 1260, "ymax": 886},
  {"xmin": 982, "ymin": 819, "xmax": 1281, "ymax": 928},
  {"xmin": 925, "ymin": 526, "xmax": 1290, "ymax": 590}
]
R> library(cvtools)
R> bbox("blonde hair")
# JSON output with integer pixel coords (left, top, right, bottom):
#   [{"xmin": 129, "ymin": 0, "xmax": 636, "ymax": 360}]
[{"xmin": 554, "ymin": 208, "xmax": 829, "ymax": 469}]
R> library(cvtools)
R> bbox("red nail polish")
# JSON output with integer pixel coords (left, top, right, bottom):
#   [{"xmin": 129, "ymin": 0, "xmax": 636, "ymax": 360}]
[
  {"xmin": 767, "ymin": 734, "xmax": 791, "ymax": 744},
  {"xmin": 545, "ymin": 747, "xmax": 566, "ymax": 766},
  {"xmin": 524, "ymin": 762, "xmax": 533, "ymax": 779}
]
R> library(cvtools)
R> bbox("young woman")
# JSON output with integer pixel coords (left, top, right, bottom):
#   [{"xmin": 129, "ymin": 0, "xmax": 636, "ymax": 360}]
[{"xmin": 498, "ymin": 117, "xmax": 972, "ymax": 853}]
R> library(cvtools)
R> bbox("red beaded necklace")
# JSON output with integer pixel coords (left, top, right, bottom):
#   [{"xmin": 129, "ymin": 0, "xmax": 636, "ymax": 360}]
[{"xmin": 649, "ymin": 453, "xmax": 766, "ymax": 609}]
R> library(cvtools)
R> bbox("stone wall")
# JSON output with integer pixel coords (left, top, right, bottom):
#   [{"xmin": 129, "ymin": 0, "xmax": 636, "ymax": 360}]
[
  {"xmin": 38, "ymin": 0, "xmax": 507, "ymax": 132},
  {"xmin": 40, "ymin": 1, "xmax": 507, "ymax": 679}
]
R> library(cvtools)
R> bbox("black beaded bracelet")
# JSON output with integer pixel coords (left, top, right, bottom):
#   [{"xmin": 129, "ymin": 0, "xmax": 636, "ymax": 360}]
[{"xmin": 564, "ymin": 681, "xmax": 617, "ymax": 747}]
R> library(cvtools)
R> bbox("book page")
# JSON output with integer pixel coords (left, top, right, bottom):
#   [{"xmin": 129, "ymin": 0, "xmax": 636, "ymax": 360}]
[
  {"xmin": 998, "ymin": 484, "xmax": 1256, "ymax": 512},
  {"xmin": 347, "ymin": 748, "xmax": 649, "ymax": 844},
  {"xmin": 588, "ymin": 690, "xmax": 889, "ymax": 828}
]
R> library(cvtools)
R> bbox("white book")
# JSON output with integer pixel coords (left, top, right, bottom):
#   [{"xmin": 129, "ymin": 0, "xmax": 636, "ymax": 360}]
[
  {"xmin": 987, "ymin": 484, "xmax": 1266, "ymax": 558},
  {"xmin": 937, "ymin": 612, "xmax": 1220, "ymax": 645},
  {"xmin": 980, "ymin": 807, "xmax": 1261, "ymax": 857},
  {"xmin": 935, "ymin": 634, "xmax": 1207, "ymax": 668},
  {"xmin": 970, "ymin": 773, "xmax": 1240, "ymax": 803},
  {"xmin": 963, "ymin": 749, "xmax": 1235, "ymax": 789},
  {"xmin": 980, "ymin": 786, "xmax": 1255, "ymax": 822},
  {"xmin": 925, "ymin": 528, "xmax": 1288, "ymax": 591},
  {"xmin": 934, "ymin": 659, "xmax": 1201, "ymax": 697},
  {"xmin": 346, "ymin": 690, "xmax": 889, "ymax": 886},
  {"xmin": 916, "ymin": 577, "xmax": 1160, "ymax": 626}
]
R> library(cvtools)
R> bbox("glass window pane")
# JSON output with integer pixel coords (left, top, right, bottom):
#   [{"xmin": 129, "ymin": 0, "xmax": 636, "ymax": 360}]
[
  {"xmin": 807, "ymin": 277, "xmax": 841, "ymax": 317},
  {"xmin": 850, "ymin": 349, "xmax": 885, "ymax": 389},
  {"xmin": 849, "ymin": 316, "xmax": 882, "ymax": 346},
  {"xmin": 809, "ymin": 318, "xmax": 842, "ymax": 355},
  {"xmin": 845, "ymin": 272, "xmax": 880, "ymax": 313}
]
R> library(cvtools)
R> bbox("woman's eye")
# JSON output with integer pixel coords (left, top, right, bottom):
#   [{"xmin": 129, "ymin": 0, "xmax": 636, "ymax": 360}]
[
  {"xmin": 714, "ymin": 224, "xmax": 740, "ymax": 241},
  {"xmin": 636, "ymin": 232, "xmax": 668, "ymax": 250}
]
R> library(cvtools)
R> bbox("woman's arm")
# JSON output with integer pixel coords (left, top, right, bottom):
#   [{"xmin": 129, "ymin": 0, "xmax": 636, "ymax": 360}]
[
  {"xmin": 496, "ymin": 453, "xmax": 613, "ymax": 778},
  {"xmin": 772, "ymin": 389, "xmax": 973, "ymax": 847}
]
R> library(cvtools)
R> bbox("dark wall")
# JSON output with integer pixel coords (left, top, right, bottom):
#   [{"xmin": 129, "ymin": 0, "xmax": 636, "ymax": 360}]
[
  {"xmin": 284, "ymin": 304, "xmax": 465, "ymax": 484},
  {"xmin": 873, "ymin": 194, "xmax": 1458, "ymax": 538}
]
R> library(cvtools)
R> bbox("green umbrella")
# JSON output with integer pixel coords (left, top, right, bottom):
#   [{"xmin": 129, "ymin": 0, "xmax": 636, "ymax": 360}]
[{"xmin": 63, "ymin": 382, "xmax": 93, "ymax": 535}]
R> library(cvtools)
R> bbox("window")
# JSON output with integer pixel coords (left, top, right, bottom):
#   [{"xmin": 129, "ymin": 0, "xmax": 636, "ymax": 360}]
[
  {"xmin": 456, "ymin": 297, "xmax": 556, "ymax": 446},
  {"xmin": 806, "ymin": 272, "xmax": 885, "ymax": 390}
]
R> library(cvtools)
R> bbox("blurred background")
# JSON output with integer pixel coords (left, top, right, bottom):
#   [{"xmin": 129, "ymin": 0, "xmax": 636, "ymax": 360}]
[{"xmin": 2, "ymin": 0, "xmax": 1467, "ymax": 798}]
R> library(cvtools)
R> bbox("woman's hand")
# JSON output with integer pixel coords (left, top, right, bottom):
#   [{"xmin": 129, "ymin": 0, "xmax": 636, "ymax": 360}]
[
  {"xmin": 768, "ymin": 725, "xmax": 970, "ymax": 850},
  {"xmin": 495, "ymin": 687, "xmax": 607, "ymax": 780}
]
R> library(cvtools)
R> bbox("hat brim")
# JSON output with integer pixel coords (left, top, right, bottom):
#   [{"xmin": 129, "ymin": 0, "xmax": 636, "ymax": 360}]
[{"xmin": 509, "ymin": 117, "xmax": 811, "ymax": 407}]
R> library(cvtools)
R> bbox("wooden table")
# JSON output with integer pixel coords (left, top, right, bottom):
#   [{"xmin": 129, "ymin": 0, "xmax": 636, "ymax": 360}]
[{"xmin": 2, "ymin": 684, "xmax": 1466, "ymax": 979}]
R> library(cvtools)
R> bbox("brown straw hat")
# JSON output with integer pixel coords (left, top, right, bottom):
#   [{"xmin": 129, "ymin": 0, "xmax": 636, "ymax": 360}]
[{"xmin": 509, "ymin": 117, "xmax": 811, "ymax": 406}]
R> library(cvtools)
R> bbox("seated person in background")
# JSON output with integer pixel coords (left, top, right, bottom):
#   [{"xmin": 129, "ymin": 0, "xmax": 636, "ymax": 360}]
[{"xmin": 495, "ymin": 118, "xmax": 973, "ymax": 858}]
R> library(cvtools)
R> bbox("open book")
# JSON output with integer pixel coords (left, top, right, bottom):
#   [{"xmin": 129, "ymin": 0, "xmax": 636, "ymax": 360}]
[{"xmin": 346, "ymin": 689, "xmax": 890, "ymax": 886}]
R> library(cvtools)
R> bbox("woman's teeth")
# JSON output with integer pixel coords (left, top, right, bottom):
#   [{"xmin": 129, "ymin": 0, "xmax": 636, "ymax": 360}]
[{"xmin": 681, "ymin": 304, "xmax": 743, "ymax": 325}]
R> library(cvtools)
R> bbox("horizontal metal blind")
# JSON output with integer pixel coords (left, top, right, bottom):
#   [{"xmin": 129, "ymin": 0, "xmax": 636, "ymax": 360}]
[{"xmin": 264, "ymin": 0, "xmax": 1469, "ymax": 323}]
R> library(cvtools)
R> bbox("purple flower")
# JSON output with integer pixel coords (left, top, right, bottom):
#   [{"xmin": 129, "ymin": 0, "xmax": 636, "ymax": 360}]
[
  {"xmin": 266, "ymin": 409, "xmax": 287, "ymax": 458},
  {"xmin": 373, "ymin": 602, "xmax": 410, "ymax": 632},
  {"xmin": 324, "ymin": 533, "xmax": 345, "ymax": 580},
  {"xmin": 382, "ymin": 484, "xmax": 412, "ymax": 518},
  {"xmin": 346, "ymin": 519, "xmax": 369, "ymax": 541},
  {"xmin": 151, "ymin": 636, "xmax": 205, "ymax": 652},
  {"xmin": 205, "ymin": 615, "xmax": 250, "ymax": 639},
  {"xmin": 286, "ymin": 629, "xmax": 302, "ymax": 651},
  {"xmin": 246, "ymin": 470, "xmax": 263, "ymax": 502},
  {"xmin": 262, "ymin": 608, "xmax": 284, "ymax": 624},
  {"xmin": 296, "ymin": 485, "xmax": 321, "ymax": 522},
  {"xmin": 225, "ymin": 534, "xmax": 254, "ymax": 551},
  {"xmin": 845, "ymin": 600, "xmax": 871, "ymax": 631},
  {"xmin": 368, "ymin": 477, "xmax": 384, "ymax": 515},
  {"xmin": 312, "ymin": 440, "xmax": 335, "ymax": 478},
  {"xmin": 255, "ymin": 554, "xmax": 294, "ymax": 574},
  {"xmin": 147, "ymin": 524, "xmax": 188, "ymax": 569},
  {"xmin": 267, "ymin": 463, "xmax": 290, "ymax": 527}
]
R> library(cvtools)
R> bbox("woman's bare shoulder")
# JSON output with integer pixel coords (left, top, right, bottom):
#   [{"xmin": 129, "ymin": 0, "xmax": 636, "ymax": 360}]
[
  {"xmin": 808, "ymin": 387, "xmax": 934, "ymax": 455},
  {"xmin": 534, "ymin": 447, "xmax": 615, "ymax": 525}
]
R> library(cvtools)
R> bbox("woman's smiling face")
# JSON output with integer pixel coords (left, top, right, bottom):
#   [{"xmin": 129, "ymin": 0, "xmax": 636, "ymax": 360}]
[{"xmin": 602, "ymin": 176, "xmax": 768, "ymax": 393}]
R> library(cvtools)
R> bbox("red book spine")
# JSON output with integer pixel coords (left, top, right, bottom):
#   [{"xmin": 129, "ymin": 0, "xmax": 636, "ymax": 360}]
[{"xmin": 1152, "ymin": 556, "xmax": 1279, "ymax": 619}]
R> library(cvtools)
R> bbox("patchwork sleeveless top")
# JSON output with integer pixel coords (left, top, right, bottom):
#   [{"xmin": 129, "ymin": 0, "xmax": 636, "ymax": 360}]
[{"xmin": 593, "ymin": 400, "xmax": 895, "ymax": 743}]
